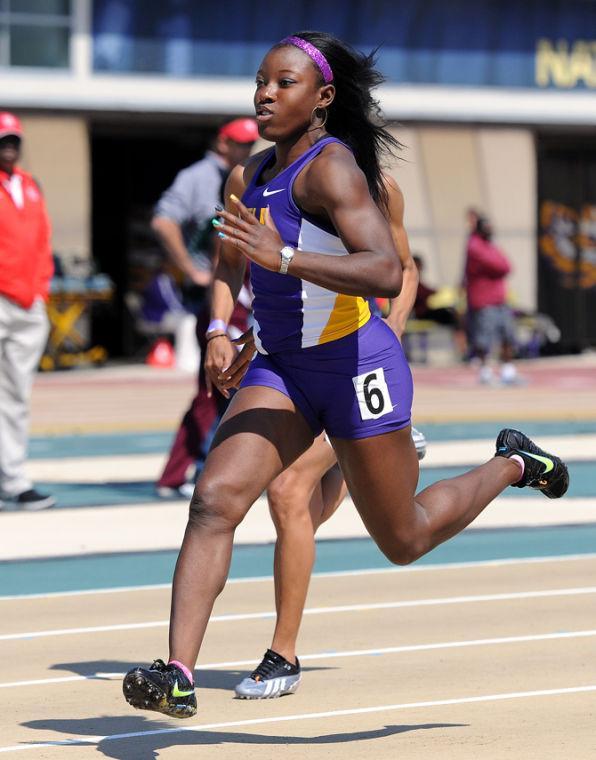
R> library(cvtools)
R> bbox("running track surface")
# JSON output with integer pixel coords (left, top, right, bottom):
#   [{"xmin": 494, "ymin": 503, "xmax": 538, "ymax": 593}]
[
  {"xmin": 2, "ymin": 553, "xmax": 595, "ymax": 758},
  {"xmin": 1, "ymin": 358, "xmax": 595, "ymax": 757}
]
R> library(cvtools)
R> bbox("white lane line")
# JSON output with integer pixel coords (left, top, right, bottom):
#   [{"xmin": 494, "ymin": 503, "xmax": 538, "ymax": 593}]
[
  {"xmin": 1, "ymin": 684, "xmax": 595, "ymax": 753},
  {"xmin": 2, "ymin": 628, "xmax": 596, "ymax": 691},
  {"xmin": 2, "ymin": 585, "xmax": 595, "ymax": 642},
  {"xmin": 2, "ymin": 552, "xmax": 595, "ymax": 602}
]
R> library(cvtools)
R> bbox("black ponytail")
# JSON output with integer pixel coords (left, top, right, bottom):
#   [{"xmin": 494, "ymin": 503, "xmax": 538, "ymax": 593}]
[{"xmin": 278, "ymin": 31, "xmax": 401, "ymax": 210}]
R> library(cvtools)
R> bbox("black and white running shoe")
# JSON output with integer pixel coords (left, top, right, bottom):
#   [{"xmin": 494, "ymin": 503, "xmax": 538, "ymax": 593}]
[
  {"xmin": 495, "ymin": 428, "xmax": 569, "ymax": 499},
  {"xmin": 14, "ymin": 489, "xmax": 55, "ymax": 510},
  {"xmin": 235, "ymin": 649, "xmax": 301, "ymax": 699},
  {"xmin": 123, "ymin": 659, "xmax": 197, "ymax": 718},
  {"xmin": 411, "ymin": 426, "xmax": 427, "ymax": 460}
]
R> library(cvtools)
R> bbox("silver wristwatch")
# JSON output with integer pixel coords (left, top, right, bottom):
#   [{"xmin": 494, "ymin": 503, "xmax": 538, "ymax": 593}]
[{"xmin": 278, "ymin": 245, "xmax": 295, "ymax": 275}]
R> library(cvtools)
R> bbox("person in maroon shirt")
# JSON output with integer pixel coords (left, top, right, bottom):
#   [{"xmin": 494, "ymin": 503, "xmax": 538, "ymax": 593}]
[{"xmin": 465, "ymin": 216, "xmax": 519, "ymax": 384}]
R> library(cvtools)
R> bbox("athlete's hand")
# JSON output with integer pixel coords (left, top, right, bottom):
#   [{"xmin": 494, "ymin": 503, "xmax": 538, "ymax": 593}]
[
  {"xmin": 204, "ymin": 335, "xmax": 237, "ymax": 399},
  {"xmin": 218, "ymin": 330, "xmax": 256, "ymax": 391},
  {"xmin": 214, "ymin": 195, "xmax": 285, "ymax": 271}
]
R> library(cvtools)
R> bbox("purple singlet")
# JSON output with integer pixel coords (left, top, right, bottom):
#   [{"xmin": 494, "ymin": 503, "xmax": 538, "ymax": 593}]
[{"xmin": 241, "ymin": 138, "xmax": 413, "ymax": 439}]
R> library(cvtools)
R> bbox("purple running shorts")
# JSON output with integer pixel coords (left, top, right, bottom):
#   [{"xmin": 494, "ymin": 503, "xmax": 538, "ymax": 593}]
[{"xmin": 241, "ymin": 316, "xmax": 413, "ymax": 439}]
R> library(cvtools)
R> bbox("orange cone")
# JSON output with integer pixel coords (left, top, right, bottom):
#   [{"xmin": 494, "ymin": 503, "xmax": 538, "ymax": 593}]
[{"xmin": 146, "ymin": 338, "xmax": 175, "ymax": 368}]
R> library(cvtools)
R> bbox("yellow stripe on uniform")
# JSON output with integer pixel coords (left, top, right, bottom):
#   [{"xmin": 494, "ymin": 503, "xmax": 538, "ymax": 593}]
[{"xmin": 318, "ymin": 295, "xmax": 371, "ymax": 345}]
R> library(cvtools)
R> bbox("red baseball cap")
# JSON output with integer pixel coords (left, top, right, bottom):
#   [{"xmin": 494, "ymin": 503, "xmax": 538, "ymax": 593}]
[
  {"xmin": 218, "ymin": 118, "xmax": 258, "ymax": 144},
  {"xmin": 0, "ymin": 112, "xmax": 22, "ymax": 139}
]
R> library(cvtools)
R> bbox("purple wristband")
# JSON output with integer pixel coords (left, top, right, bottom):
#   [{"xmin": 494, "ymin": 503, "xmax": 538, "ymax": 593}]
[{"xmin": 206, "ymin": 319, "xmax": 227, "ymax": 334}]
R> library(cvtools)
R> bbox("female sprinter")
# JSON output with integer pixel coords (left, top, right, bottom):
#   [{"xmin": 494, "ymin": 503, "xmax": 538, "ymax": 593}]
[
  {"xmin": 227, "ymin": 174, "xmax": 426, "ymax": 699},
  {"xmin": 123, "ymin": 31, "xmax": 569, "ymax": 719}
]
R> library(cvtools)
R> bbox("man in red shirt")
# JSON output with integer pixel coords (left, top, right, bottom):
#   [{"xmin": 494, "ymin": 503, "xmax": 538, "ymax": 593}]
[
  {"xmin": 0, "ymin": 112, "xmax": 55, "ymax": 510},
  {"xmin": 465, "ymin": 216, "xmax": 519, "ymax": 385}
]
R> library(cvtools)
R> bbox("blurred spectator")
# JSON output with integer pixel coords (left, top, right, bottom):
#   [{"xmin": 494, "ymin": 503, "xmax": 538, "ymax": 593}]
[
  {"xmin": 0, "ymin": 112, "xmax": 56, "ymax": 510},
  {"xmin": 465, "ymin": 207, "xmax": 481, "ymax": 236},
  {"xmin": 153, "ymin": 118, "xmax": 257, "ymax": 498},
  {"xmin": 412, "ymin": 255, "xmax": 454, "ymax": 324},
  {"xmin": 465, "ymin": 216, "xmax": 519, "ymax": 384},
  {"xmin": 151, "ymin": 117, "xmax": 260, "ymax": 297},
  {"xmin": 461, "ymin": 207, "xmax": 482, "ymax": 356},
  {"xmin": 140, "ymin": 267, "xmax": 186, "ymax": 333},
  {"xmin": 411, "ymin": 254, "xmax": 467, "ymax": 358}
]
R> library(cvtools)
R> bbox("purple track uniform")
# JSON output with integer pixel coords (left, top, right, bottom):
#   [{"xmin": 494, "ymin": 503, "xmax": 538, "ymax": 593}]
[{"xmin": 241, "ymin": 137, "xmax": 413, "ymax": 439}]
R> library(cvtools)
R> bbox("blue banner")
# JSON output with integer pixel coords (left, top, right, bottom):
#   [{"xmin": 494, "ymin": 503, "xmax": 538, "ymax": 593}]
[{"xmin": 92, "ymin": 0, "xmax": 596, "ymax": 89}]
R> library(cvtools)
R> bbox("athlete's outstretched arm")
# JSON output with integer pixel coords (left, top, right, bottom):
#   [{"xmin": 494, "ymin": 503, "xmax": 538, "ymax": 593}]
[
  {"xmin": 204, "ymin": 165, "xmax": 248, "ymax": 397},
  {"xmin": 382, "ymin": 176, "xmax": 418, "ymax": 338},
  {"xmin": 209, "ymin": 167, "xmax": 247, "ymax": 323},
  {"xmin": 215, "ymin": 146, "xmax": 403, "ymax": 299}
]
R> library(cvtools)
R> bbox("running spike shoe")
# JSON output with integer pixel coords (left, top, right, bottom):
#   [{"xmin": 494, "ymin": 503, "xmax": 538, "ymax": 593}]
[
  {"xmin": 411, "ymin": 426, "xmax": 427, "ymax": 460},
  {"xmin": 123, "ymin": 659, "xmax": 197, "ymax": 718},
  {"xmin": 495, "ymin": 428, "xmax": 569, "ymax": 499},
  {"xmin": 235, "ymin": 649, "xmax": 301, "ymax": 699}
]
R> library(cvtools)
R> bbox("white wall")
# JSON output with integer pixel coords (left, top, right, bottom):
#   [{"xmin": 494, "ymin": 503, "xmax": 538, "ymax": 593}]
[
  {"xmin": 389, "ymin": 126, "xmax": 537, "ymax": 311},
  {"xmin": 20, "ymin": 116, "xmax": 91, "ymax": 264}
]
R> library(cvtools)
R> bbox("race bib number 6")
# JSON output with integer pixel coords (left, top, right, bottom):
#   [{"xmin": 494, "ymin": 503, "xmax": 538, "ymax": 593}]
[{"xmin": 352, "ymin": 367, "xmax": 393, "ymax": 420}]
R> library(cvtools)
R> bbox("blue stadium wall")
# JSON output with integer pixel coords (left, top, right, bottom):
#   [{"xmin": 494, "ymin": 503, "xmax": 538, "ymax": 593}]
[{"xmin": 92, "ymin": 0, "xmax": 596, "ymax": 90}]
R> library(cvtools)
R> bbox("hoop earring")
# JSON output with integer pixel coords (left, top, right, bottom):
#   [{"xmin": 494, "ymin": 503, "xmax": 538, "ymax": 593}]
[{"xmin": 310, "ymin": 106, "xmax": 328, "ymax": 130}]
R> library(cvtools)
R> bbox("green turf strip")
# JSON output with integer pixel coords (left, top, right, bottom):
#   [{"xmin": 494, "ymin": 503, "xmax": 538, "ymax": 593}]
[
  {"xmin": 29, "ymin": 419, "xmax": 596, "ymax": 460},
  {"xmin": 6, "ymin": 460, "xmax": 591, "ymax": 511},
  {"xmin": 2, "ymin": 524, "xmax": 595, "ymax": 597}
]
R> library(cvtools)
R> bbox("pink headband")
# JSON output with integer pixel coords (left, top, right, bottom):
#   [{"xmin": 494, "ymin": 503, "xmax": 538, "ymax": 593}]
[{"xmin": 280, "ymin": 36, "xmax": 334, "ymax": 84}]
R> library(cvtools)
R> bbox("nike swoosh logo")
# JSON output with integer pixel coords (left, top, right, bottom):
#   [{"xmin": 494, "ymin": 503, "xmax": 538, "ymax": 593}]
[
  {"xmin": 262, "ymin": 187, "xmax": 285, "ymax": 196},
  {"xmin": 520, "ymin": 451, "xmax": 554, "ymax": 473},
  {"xmin": 172, "ymin": 680, "xmax": 194, "ymax": 698}
]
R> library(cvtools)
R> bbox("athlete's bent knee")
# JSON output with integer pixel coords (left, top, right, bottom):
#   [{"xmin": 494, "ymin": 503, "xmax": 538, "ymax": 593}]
[
  {"xmin": 267, "ymin": 475, "xmax": 312, "ymax": 530},
  {"xmin": 188, "ymin": 479, "xmax": 247, "ymax": 533},
  {"xmin": 267, "ymin": 468, "xmax": 303, "ymax": 506},
  {"xmin": 378, "ymin": 532, "xmax": 427, "ymax": 566}
]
